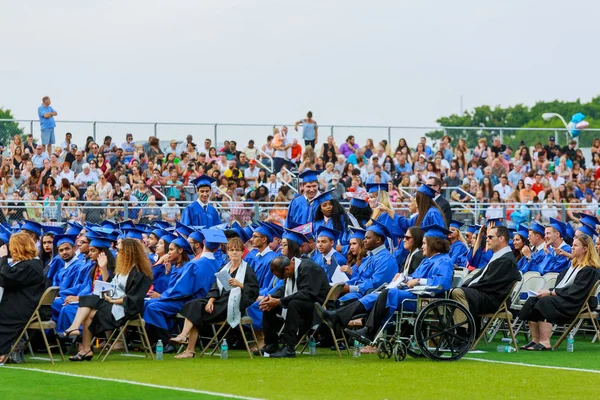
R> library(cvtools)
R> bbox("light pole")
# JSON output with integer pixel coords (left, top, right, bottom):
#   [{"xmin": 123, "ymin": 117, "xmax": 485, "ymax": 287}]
[{"xmin": 542, "ymin": 112, "xmax": 568, "ymax": 144}]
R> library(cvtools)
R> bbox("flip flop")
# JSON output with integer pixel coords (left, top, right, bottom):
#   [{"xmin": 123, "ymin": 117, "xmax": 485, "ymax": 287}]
[
  {"xmin": 532, "ymin": 343, "xmax": 553, "ymax": 351},
  {"xmin": 519, "ymin": 341, "xmax": 537, "ymax": 350}
]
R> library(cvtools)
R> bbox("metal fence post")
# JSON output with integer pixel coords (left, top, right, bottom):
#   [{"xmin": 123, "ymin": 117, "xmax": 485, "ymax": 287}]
[
  {"xmin": 214, "ymin": 124, "xmax": 218, "ymax": 147},
  {"xmin": 503, "ymin": 203, "xmax": 507, "ymax": 221},
  {"xmin": 124, "ymin": 202, "xmax": 129, "ymax": 220},
  {"xmin": 388, "ymin": 127, "xmax": 392, "ymax": 148},
  {"xmin": 30, "ymin": 120, "xmax": 33, "ymax": 135},
  {"xmin": 561, "ymin": 203, "xmax": 566, "ymax": 222},
  {"xmin": 93, "ymin": 121, "xmax": 97, "ymax": 142},
  {"xmin": 154, "ymin": 123, "xmax": 158, "ymax": 139},
  {"xmin": 330, "ymin": 126, "xmax": 334, "ymax": 144},
  {"xmin": 499, "ymin": 128, "xmax": 503, "ymax": 142}
]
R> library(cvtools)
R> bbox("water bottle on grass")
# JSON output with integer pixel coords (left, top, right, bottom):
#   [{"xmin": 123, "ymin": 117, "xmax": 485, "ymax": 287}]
[
  {"xmin": 496, "ymin": 345, "xmax": 515, "ymax": 353},
  {"xmin": 156, "ymin": 339, "xmax": 163, "ymax": 360},
  {"xmin": 567, "ymin": 332, "xmax": 575, "ymax": 353},
  {"xmin": 308, "ymin": 336, "xmax": 317, "ymax": 356},
  {"xmin": 353, "ymin": 340, "xmax": 361, "ymax": 358},
  {"xmin": 221, "ymin": 339, "xmax": 229, "ymax": 359}
]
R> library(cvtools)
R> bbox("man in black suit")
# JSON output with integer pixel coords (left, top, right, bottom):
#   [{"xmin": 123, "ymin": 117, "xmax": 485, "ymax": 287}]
[
  {"xmin": 450, "ymin": 225, "xmax": 521, "ymax": 318},
  {"xmin": 259, "ymin": 256, "xmax": 331, "ymax": 358},
  {"xmin": 427, "ymin": 177, "xmax": 451, "ymax": 227}
]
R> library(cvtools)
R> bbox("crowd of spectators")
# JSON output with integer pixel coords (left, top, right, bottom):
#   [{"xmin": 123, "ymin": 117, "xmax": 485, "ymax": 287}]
[{"xmin": 1, "ymin": 125, "xmax": 598, "ymax": 229}]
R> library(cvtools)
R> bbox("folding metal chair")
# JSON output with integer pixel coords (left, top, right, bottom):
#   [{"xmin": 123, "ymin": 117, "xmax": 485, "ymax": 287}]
[
  {"xmin": 199, "ymin": 316, "xmax": 260, "ymax": 359},
  {"xmin": 472, "ymin": 281, "xmax": 521, "ymax": 352},
  {"xmin": 98, "ymin": 314, "xmax": 154, "ymax": 361},
  {"xmin": 296, "ymin": 282, "xmax": 349, "ymax": 357},
  {"xmin": 553, "ymin": 281, "xmax": 600, "ymax": 350},
  {"xmin": 7, "ymin": 286, "xmax": 64, "ymax": 364},
  {"xmin": 512, "ymin": 274, "xmax": 548, "ymax": 336},
  {"xmin": 543, "ymin": 273, "xmax": 559, "ymax": 290}
]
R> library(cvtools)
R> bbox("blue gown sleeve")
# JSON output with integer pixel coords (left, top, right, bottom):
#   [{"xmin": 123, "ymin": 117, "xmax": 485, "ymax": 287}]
[{"xmin": 356, "ymin": 253, "xmax": 397, "ymax": 294}]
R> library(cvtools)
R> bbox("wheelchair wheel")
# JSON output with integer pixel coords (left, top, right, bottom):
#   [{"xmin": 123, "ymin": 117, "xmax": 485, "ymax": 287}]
[
  {"xmin": 393, "ymin": 341, "xmax": 407, "ymax": 362},
  {"xmin": 413, "ymin": 299, "xmax": 476, "ymax": 362},
  {"xmin": 376, "ymin": 339, "xmax": 392, "ymax": 359}
]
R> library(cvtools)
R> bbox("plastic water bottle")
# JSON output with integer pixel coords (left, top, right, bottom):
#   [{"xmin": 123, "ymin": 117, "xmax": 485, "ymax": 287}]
[
  {"xmin": 496, "ymin": 345, "xmax": 515, "ymax": 353},
  {"xmin": 501, "ymin": 337, "xmax": 518, "ymax": 344},
  {"xmin": 353, "ymin": 340, "xmax": 361, "ymax": 358},
  {"xmin": 567, "ymin": 332, "xmax": 575, "ymax": 353},
  {"xmin": 221, "ymin": 339, "xmax": 229, "ymax": 359},
  {"xmin": 308, "ymin": 336, "xmax": 317, "ymax": 356},
  {"xmin": 156, "ymin": 339, "xmax": 163, "ymax": 360}
]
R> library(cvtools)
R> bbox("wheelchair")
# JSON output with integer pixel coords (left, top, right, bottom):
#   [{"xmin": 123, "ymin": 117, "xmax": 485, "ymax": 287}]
[{"xmin": 370, "ymin": 287, "xmax": 476, "ymax": 362}]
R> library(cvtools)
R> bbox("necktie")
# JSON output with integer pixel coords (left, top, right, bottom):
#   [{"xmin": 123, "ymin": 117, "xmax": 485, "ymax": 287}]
[{"xmin": 203, "ymin": 204, "xmax": 208, "ymax": 212}]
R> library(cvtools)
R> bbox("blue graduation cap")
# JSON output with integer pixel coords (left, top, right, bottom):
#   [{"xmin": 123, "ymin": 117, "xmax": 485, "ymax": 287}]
[
  {"xmin": 548, "ymin": 217, "xmax": 566, "ymax": 238},
  {"xmin": 189, "ymin": 230, "xmax": 205, "ymax": 243},
  {"xmin": 255, "ymin": 223, "xmax": 276, "ymax": 242},
  {"xmin": 153, "ymin": 221, "xmax": 172, "ymax": 229},
  {"xmin": 366, "ymin": 219, "xmax": 392, "ymax": 239},
  {"xmin": 263, "ymin": 222, "xmax": 284, "ymax": 239},
  {"xmin": 366, "ymin": 183, "xmax": 388, "ymax": 194},
  {"xmin": 282, "ymin": 228, "xmax": 310, "ymax": 246},
  {"xmin": 240, "ymin": 226, "xmax": 253, "ymax": 243},
  {"xmin": 417, "ymin": 184, "xmax": 437, "ymax": 198},
  {"xmin": 20, "ymin": 220, "xmax": 43, "ymax": 237},
  {"xmin": 100, "ymin": 221, "xmax": 119, "ymax": 230},
  {"xmin": 449, "ymin": 220, "xmax": 464, "ymax": 230},
  {"xmin": 580, "ymin": 214, "xmax": 600, "ymax": 227},
  {"xmin": 172, "ymin": 237, "xmax": 194, "ymax": 255},
  {"xmin": 135, "ymin": 224, "xmax": 153, "ymax": 234},
  {"xmin": 66, "ymin": 222, "xmax": 84, "ymax": 236},
  {"xmin": 0, "ymin": 231, "xmax": 10, "ymax": 246},
  {"xmin": 565, "ymin": 223, "xmax": 575, "ymax": 240},
  {"xmin": 585, "ymin": 188, "xmax": 594, "ymax": 197},
  {"xmin": 191, "ymin": 174, "xmax": 216, "ymax": 188},
  {"xmin": 298, "ymin": 170, "xmax": 320, "ymax": 183},
  {"xmin": 88, "ymin": 236, "xmax": 113, "ymax": 249},
  {"xmin": 201, "ymin": 228, "xmax": 229, "ymax": 249},
  {"xmin": 119, "ymin": 220, "xmax": 136, "ymax": 230},
  {"xmin": 125, "ymin": 228, "xmax": 145, "ymax": 240},
  {"xmin": 466, "ymin": 225, "xmax": 480, "ymax": 234},
  {"xmin": 349, "ymin": 226, "xmax": 366, "ymax": 241},
  {"xmin": 421, "ymin": 224, "xmax": 451, "ymax": 239},
  {"xmin": 87, "ymin": 226, "xmax": 115, "ymax": 236},
  {"xmin": 315, "ymin": 225, "xmax": 340, "ymax": 241},
  {"xmin": 576, "ymin": 223, "xmax": 598, "ymax": 238},
  {"xmin": 54, "ymin": 234, "xmax": 77, "ymax": 248},
  {"xmin": 486, "ymin": 218, "xmax": 503, "ymax": 227},
  {"xmin": 515, "ymin": 226, "xmax": 530, "ymax": 240},
  {"xmin": 310, "ymin": 190, "xmax": 334, "ymax": 208},
  {"xmin": 161, "ymin": 233, "xmax": 177, "ymax": 245},
  {"xmin": 150, "ymin": 229, "xmax": 165, "ymax": 240},
  {"xmin": 42, "ymin": 225, "xmax": 64, "ymax": 235},
  {"xmin": 349, "ymin": 197, "xmax": 369, "ymax": 209},
  {"xmin": 529, "ymin": 222, "xmax": 545, "ymax": 236},
  {"xmin": 175, "ymin": 222, "xmax": 194, "ymax": 238}
]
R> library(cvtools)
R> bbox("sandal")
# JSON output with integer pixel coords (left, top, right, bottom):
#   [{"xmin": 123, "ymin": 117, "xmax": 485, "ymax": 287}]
[
  {"xmin": 174, "ymin": 350, "xmax": 195, "ymax": 359},
  {"xmin": 58, "ymin": 329, "xmax": 81, "ymax": 342},
  {"xmin": 519, "ymin": 341, "xmax": 537, "ymax": 350},
  {"xmin": 360, "ymin": 345, "xmax": 377, "ymax": 354},
  {"xmin": 69, "ymin": 350, "xmax": 94, "ymax": 361},
  {"xmin": 169, "ymin": 335, "xmax": 188, "ymax": 345},
  {"xmin": 532, "ymin": 343, "xmax": 553, "ymax": 351},
  {"xmin": 0, "ymin": 354, "xmax": 7, "ymax": 364}
]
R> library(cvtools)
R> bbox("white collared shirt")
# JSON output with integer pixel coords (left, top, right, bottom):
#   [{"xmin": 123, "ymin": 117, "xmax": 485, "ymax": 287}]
[
  {"xmin": 200, "ymin": 251, "xmax": 215, "ymax": 260},
  {"xmin": 468, "ymin": 245, "xmax": 512, "ymax": 286},
  {"xmin": 257, "ymin": 247, "xmax": 273, "ymax": 258},
  {"xmin": 368, "ymin": 244, "xmax": 387, "ymax": 257},
  {"xmin": 321, "ymin": 248, "xmax": 336, "ymax": 263}
]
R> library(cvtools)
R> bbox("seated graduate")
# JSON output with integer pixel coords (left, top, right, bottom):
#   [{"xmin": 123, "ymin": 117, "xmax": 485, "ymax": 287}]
[
  {"xmin": 347, "ymin": 195, "xmax": 372, "ymax": 229},
  {"xmin": 61, "ymin": 239, "xmax": 153, "ymax": 361},
  {"xmin": 338, "ymin": 227, "xmax": 368, "ymax": 279},
  {"xmin": 338, "ymin": 221, "xmax": 397, "ymax": 303},
  {"xmin": 185, "ymin": 229, "xmax": 224, "ymax": 298},
  {"xmin": 0, "ymin": 232, "xmax": 48, "ymax": 364},
  {"xmin": 467, "ymin": 224, "xmax": 493, "ymax": 269},
  {"xmin": 450, "ymin": 225, "xmax": 520, "ymax": 321},
  {"xmin": 46, "ymin": 234, "xmax": 81, "ymax": 288},
  {"xmin": 258, "ymin": 255, "xmax": 331, "ymax": 358},
  {"xmin": 247, "ymin": 223, "xmax": 279, "ymax": 289},
  {"xmin": 511, "ymin": 226, "xmax": 531, "ymax": 273},
  {"xmin": 148, "ymin": 230, "xmax": 174, "ymax": 295},
  {"xmin": 39, "ymin": 231, "xmax": 57, "ymax": 275},
  {"xmin": 318, "ymin": 225, "xmax": 453, "ymax": 343},
  {"xmin": 56, "ymin": 234, "xmax": 116, "ymax": 333},
  {"xmin": 518, "ymin": 222, "xmax": 546, "ymax": 273},
  {"xmin": 399, "ymin": 227, "xmax": 424, "ymax": 276},
  {"xmin": 247, "ymin": 228, "xmax": 309, "ymax": 343},
  {"xmin": 312, "ymin": 226, "xmax": 347, "ymax": 281},
  {"xmin": 311, "ymin": 190, "xmax": 351, "ymax": 246},
  {"xmin": 519, "ymin": 233, "xmax": 600, "ymax": 350},
  {"xmin": 537, "ymin": 218, "xmax": 571, "ymax": 275},
  {"xmin": 448, "ymin": 220, "xmax": 469, "ymax": 268},
  {"xmin": 365, "ymin": 183, "xmax": 403, "ymax": 242},
  {"xmin": 171, "ymin": 237, "xmax": 259, "ymax": 359}
]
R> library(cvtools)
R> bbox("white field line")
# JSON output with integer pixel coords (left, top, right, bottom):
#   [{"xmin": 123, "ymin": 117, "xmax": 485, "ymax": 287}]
[{"xmin": 464, "ymin": 357, "xmax": 600, "ymax": 374}]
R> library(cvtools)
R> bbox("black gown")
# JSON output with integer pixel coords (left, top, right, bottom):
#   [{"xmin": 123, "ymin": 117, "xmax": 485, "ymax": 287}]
[
  {"xmin": 519, "ymin": 265, "xmax": 599, "ymax": 324},
  {"xmin": 459, "ymin": 252, "xmax": 521, "ymax": 315},
  {"xmin": 79, "ymin": 268, "xmax": 152, "ymax": 336},
  {"xmin": 0, "ymin": 257, "xmax": 48, "ymax": 354},
  {"xmin": 179, "ymin": 264, "xmax": 259, "ymax": 329}
]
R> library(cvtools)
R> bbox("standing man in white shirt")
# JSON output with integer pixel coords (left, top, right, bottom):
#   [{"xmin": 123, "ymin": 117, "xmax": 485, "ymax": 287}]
[{"xmin": 493, "ymin": 175, "xmax": 513, "ymax": 201}]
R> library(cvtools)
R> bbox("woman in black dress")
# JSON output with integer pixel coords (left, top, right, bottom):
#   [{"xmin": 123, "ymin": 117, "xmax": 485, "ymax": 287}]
[
  {"xmin": 0, "ymin": 232, "xmax": 48, "ymax": 364},
  {"xmin": 63, "ymin": 239, "xmax": 153, "ymax": 361},
  {"xmin": 172, "ymin": 237, "xmax": 259, "ymax": 359},
  {"xmin": 519, "ymin": 234, "xmax": 600, "ymax": 351}
]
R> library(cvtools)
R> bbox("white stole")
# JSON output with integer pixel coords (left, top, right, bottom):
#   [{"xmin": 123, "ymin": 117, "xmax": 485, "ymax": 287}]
[
  {"xmin": 554, "ymin": 265, "xmax": 581, "ymax": 290},
  {"xmin": 282, "ymin": 257, "xmax": 302, "ymax": 319},
  {"xmin": 216, "ymin": 261, "xmax": 248, "ymax": 328}
]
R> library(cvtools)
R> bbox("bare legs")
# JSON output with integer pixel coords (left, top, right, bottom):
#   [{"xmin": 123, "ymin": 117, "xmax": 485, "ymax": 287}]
[
  {"xmin": 173, "ymin": 318, "xmax": 199, "ymax": 358},
  {"xmin": 65, "ymin": 306, "xmax": 97, "ymax": 354},
  {"xmin": 527, "ymin": 321, "xmax": 552, "ymax": 348}
]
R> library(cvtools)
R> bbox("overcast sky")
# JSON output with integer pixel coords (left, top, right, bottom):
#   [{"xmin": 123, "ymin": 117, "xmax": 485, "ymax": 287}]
[{"xmin": 2, "ymin": 0, "xmax": 598, "ymax": 147}]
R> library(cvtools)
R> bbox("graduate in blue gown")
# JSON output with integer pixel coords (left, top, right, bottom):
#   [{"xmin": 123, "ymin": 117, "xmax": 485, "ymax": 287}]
[
  {"xmin": 149, "ymin": 232, "xmax": 175, "ymax": 294},
  {"xmin": 365, "ymin": 183, "xmax": 403, "ymax": 243},
  {"xmin": 537, "ymin": 218, "xmax": 571, "ymax": 275},
  {"xmin": 316, "ymin": 225, "xmax": 453, "ymax": 337},
  {"xmin": 338, "ymin": 222, "xmax": 397, "ymax": 303},
  {"xmin": 347, "ymin": 196, "xmax": 372, "ymax": 229},
  {"xmin": 468, "ymin": 223, "xmax": 494, "ymax": 269},
  {"xmin": 518, "ymin": 222, "xmax": 546, "ymax": 274},
  {"xmin": 448, "ymin": 220, "xmax": 469, "ymax": 268},
  {"xmin": 46, "ymin": 235, "xmax": 79, "ymax": 287},
  {"xmin": 511, "ymin": 226, "xmax": 532, "ymax": 273},
  {"xmin": 311, "ymin": 226, "xmax": 347, "ymax": 280},
  {"xmin": 246, "ymin": 223, "xmax": 279, "ymax": 288},
  {"xmin": 311, "ymin": 190, "xmax": 351, "ymax": 246},
  {"xmin": 181, "ymin": 175, "xmax": 222, "ymax": 227},
  {"xmin": 285, "ymin": 170, "xmax": 321, "ymax": 228}
]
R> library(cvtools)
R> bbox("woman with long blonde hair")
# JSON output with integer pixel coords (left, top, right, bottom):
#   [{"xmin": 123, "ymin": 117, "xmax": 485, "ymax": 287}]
[
  {"xmin": 62, "ymin": 239, "xmax": 153, "ymax": 361},
  {"xmin": 519, "ymin": 234, "xmax": 600, "ymax": 350}
]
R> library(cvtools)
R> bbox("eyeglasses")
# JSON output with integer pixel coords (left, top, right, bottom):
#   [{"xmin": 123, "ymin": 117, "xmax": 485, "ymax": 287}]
[
  {"xmin": 486, "ymin": 235, "xmax": 497, "ymax": 240},
  {"xmin": 228, "ymin": 249, "xmax": 244, "ymax": 253}
]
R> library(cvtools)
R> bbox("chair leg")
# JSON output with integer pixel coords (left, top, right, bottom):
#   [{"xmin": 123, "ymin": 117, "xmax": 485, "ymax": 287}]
[
  {"xmin": 139, "ymin": 323, "xmax": 154, "ymax": 360},
  {"xmin": 589, "ymin": 316, "xmax": 600, "ymax": 343},
  {"xmin": 102, "ymin": 325, "xmax": 126, "ymax": 362},
  {"xmin": 25, "ymin": 331, "xmax": 35, "ymax": 357},
  {"xmin": 6, "ymin": 318, "xmax": 34, "ymax": 362},
  {"xmin": 98, "ymin": 326, "xmax": 120, "ymax": 360},
  {"xmin": 54, "ymin": 329, "xmax": 65, "ymax": 362},
  {"xmin": 472, "ymin": 315, "xmax": 496, "ymax": 350},
  {"xmin": 238, "ymin": 325, "xmax": 253, "ymax": 359},
  {"xmin": 248, "ymin": 323, "xmax": 261, "ymax": 357},
  {"xmin": 39, "ymin": 324, "xmax": 55, "ymax": 364},
  {"xmin": 201, "ymin": 323, "xmax": 228, "ymax": 358},
  {"xmin": 341, "ymin": 330, "xmax": 351, "ymax": 355},
  {"xmin": 329, "ymin": 327, "xmax": 342, "ymax": 357},
  {"xmin": 505, "ymin": 313, "xmax": 518, "ymax": 353},
  {"xmin": 553, "ymin": 319, "xmax": 578, "ymax": 350}
]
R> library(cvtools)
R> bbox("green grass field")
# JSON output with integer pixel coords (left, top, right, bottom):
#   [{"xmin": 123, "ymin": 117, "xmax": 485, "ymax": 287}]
[{"xmin": 2, "ymin": 335, "xmax": 600, "ymax": 400}]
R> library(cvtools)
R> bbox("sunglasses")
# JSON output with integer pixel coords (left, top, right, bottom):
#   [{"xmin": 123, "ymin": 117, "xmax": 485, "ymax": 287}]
[{"xmin": 404, "ymin": 235, "xmax": 413, "ymax": 240}]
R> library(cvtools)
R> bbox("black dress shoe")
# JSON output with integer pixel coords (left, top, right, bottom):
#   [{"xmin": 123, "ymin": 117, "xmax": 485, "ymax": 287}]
[
  {"xmin": 314, "ymin": 303, "xmax": 336, "ymax": 329},
  {"xmin": 345, "ymin": 328, "xmax": 372, "ymax": 346},
  {"xmin": 162, "ymin": 344, "xmax": 177, "ymax": 354},
  {"xmin": 269, "ymin": 345, "xmax": 296, "ymax": 358},
  {"xmin": 253, "ymin": 343, "xmax": 280, "ymax": 356}
]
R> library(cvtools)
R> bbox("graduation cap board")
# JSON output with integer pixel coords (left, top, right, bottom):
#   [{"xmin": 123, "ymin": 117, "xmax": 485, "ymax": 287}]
[
  {"xmin": 42, "ymin": 225, "xmax": 64, "ymax": 235},
  {"xmin": 315, "ymin": 225, "xmax": 340, "ymax": 241},
  {"xmin": 310, "ymin": 189, "xmax": 335, "ymax": 208},
  {"xmin": 255, "ymin": 223, "xmax": 276, "ymax": 242},
  {"xmin": 201, "ymin": 228, "xmax": 228, "ymax": 249},
  {"xmin": 88, "ymin": 236, "xmax": 113, "ymax": 249},
  {"xmin": 466, "ymin": 225, "xmax": 480, "ymax": 234},
  {"xmin": 349, "ymin": 197, "xmax": 369, "ymax": 209},
  {"xmin": 188, "ymin": 230, "xmax": 205, "ymax": 243},
  {"xmin": 366, "ymin": 183, "xmax": 388, "ymax": 194},
  {"xmin": 348, "ymin": 227, "xmax": 366, "ymax": 241},
  {"xmin": 20, "ymin": 220, "xmax": 43, "ymax": 237},
  {"xmin": 417, "ymin": 184, "xmax": 437, "ymax": 199},
  {"xmin": 548, "ymin": 217, "xmax": 566, "ymax": 238},
  {"xmin": 172, "ymin": 237, "xmax": 194, "ymax": 255},
  {"xmin": 282, "ymin": 228, "xmax": 310, "ymax": 246},
  {"xmin": 298, "ymin": 170, "xmax": 321, "ymax": 183},
  {"xmin": 421, "ymin": 225, "xmax": 451, "ymax": 239},
  {"xmin": 54, "ymin": 234, "xmax": 77, "ymax": 248},
  {"xmin": 529, "ymin": 222, "xmax": 545, "ymax": 236},
  {"xmin": 515, "ymin": 226, "xmax": 530, "ymax": 240},
  {"xmin": 579, "ymin": 214, "xmax": 600, "ymax": 227},
  {"xmin": 449, "ymin": 220, "xmax": 464, "ymax": 230},
  {"xmin": 175, "ymin": 222, "xmax": 194, "ymax": 238},
  {"xmin": 192, "ymin": 175, "xmax": 216, "ymax": 188},
  {"xmin": 576, "ymin": 223, "xmax": 598, "ymax": 238},
  {"xmin": 366, "ymin": 219, "xmax": 392, "ymax": 239}
]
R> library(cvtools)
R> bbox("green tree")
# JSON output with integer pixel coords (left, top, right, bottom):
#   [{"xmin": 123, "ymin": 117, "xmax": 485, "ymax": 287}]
[{"xmin": 0, "ymin": 108, "xmax": 24, "ymax": 147}]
